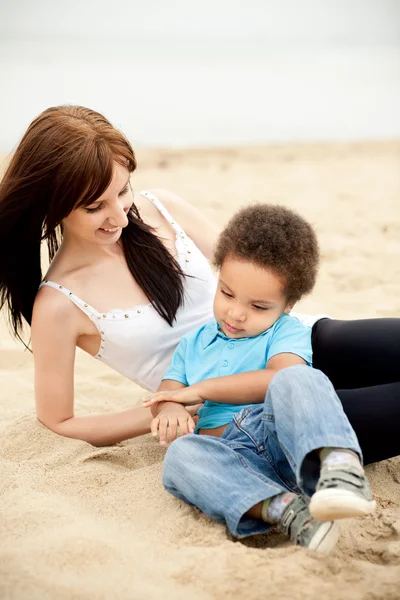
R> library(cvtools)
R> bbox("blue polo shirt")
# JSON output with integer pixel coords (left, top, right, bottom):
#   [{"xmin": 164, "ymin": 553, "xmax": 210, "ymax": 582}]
[{"xmin": 162, "ymin": 313, "xmax": 312, "ymax": 431}]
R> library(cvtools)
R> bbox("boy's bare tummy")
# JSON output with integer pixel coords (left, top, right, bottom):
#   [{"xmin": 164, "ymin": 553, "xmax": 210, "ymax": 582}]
[{"xmin": 198, "ymin": 424, "xmax": 228, "ymax": 438}]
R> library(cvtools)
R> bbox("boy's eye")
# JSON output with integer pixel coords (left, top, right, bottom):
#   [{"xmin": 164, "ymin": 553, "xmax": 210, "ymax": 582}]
[
  {"xmin": 253, "ymin": 305, "xmax": 269, "ymax": 311},
  {"xmin": 221, "ymin": 290, "xmax": 233, "ymax": 298}
]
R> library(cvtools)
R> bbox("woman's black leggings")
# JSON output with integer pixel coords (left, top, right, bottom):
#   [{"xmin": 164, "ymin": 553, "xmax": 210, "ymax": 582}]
[{"xmin": 311, "ymin": 318, "xmax": 400, "ymax": 465}]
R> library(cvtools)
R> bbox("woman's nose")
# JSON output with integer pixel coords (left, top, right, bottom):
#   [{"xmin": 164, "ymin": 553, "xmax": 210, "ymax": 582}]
[{"xmin": 108, "ymin": 202, "xmax": 129, "ymax": 228}]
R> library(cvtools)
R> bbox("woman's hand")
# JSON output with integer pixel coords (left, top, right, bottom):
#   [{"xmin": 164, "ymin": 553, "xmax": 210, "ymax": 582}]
[
  {"xmin": 143, "ymin": 385, "xmax": 204, "ymax": 408},
  {"xmin": 150, "ymin": 402, "xmax": 200, "ymax": 446}
]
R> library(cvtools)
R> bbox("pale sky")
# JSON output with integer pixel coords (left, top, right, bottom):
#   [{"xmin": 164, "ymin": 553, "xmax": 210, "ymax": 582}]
[
  {"xmin": 1, "ymin": 0, "xmax": 400, "ymax": 44},
  {"xmin": 0, "ymin": 0, "xmax": 399, "ymax": 149}
]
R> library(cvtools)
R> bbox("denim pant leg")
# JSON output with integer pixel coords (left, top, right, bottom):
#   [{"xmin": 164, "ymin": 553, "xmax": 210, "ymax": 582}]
[
  {"xmin": 163, "ymin": 366, "xmax": 362, "ymax": 539},
  {"xmin": 162, "ymin": 429, "xmax": 290, "ymax": 538},
  {"xmin": 264, "ymin": 365, "xmax": 363, "ymax": 495}
]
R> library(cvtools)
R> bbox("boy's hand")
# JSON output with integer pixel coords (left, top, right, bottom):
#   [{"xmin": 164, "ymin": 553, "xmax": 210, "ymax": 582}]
[
  {"xmin": 143, "ymin": 385, "xmax": 203, "ymax": 408},
  {"xmin": 150, "ymin": 402, "xmax": 198, "ymax": 446}
]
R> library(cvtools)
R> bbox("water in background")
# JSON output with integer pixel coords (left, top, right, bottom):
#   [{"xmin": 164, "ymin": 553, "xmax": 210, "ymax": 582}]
[{"xmin": 1, "ymin": 9, "xmax": 399, "ymax": 150}]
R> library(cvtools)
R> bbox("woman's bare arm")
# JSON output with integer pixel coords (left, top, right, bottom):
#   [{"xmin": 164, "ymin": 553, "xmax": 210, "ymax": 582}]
[
  {"xmin": 149, "ymin": 188, "xmax": 220, "ymax": 260},
  {"xmin": 32, "ymin": 290, "xmax": 152, "ymax": 446}
]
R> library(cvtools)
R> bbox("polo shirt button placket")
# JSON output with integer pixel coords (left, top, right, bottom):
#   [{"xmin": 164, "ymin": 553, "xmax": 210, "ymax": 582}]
[
  {"xmin": 222, "ymin": 360, "xmax": 228, "ymax": 367},
  {"xmin": 228, "ymin": 343, "xmax": 234, "ymax": 349}
]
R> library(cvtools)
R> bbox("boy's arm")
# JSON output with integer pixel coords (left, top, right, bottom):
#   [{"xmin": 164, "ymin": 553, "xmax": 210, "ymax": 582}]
[
  {"xmin": 148, "ymin": 380, "xmax": 204, "ymax": 446},
  {"xmin": 143, "ymin": 353, "xmax": 306, "ymax": 407},
  {"xmin": 143, "ymin": 318, "xmax": 311, "ymax": 409},
  {"xmin": 157, "ymin": 378, "xmax": 188, "ymax": 393},
  {"xmin": 192, "ymin": 352, "xmax": 306, "ymax": 404}
]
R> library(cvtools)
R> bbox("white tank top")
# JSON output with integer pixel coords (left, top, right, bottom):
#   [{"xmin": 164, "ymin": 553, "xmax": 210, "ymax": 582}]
[{"xmin": 39, "ymin": 191, "xmax": 216, "ymax": 391}]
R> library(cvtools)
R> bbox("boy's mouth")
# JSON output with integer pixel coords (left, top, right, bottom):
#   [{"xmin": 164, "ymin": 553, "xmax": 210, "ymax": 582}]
[{"xmin": 223, "ymin": 321, "xmax": 244, "ymax": 334}]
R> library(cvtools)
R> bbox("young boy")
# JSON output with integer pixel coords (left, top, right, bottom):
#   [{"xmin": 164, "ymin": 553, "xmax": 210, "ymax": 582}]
[{"xmin": 143, "ymin": 204, "xmax": 375, "ymax": 553}]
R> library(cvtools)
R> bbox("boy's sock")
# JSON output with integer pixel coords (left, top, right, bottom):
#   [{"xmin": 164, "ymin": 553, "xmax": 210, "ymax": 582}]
[
  {"xmin": 320, "ymin": 447, "xmax": 363, "ymax": 471},
  {"xmin": 261, "ymin": 492, "xmax": 296, "ymax": 524},
  {"xmin": 263, "ymin": 493, "xmax": 340, "ymax": 554}
]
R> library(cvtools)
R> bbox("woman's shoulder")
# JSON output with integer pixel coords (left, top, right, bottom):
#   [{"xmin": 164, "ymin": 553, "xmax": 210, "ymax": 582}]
[
  {"xmin": 143, "ymin": 188, "xmax": 187, "ymax": 207},
  {"xmin": 33, "ymin": 273, "xmax": 93, "ymax": 335},
  {"xmin": 33, "ymin": 284, "xmax": 79, "ymax": 325},
  {"xmin": 144, "ymin": 188, "xmax": 207, "ymax": 222},
  {"xmin": 41, "ymin": 248, "xmax": 99, "ymax": 301},
  {"xmin": 137, "ymin": 188, "xmax": 192, "ymax": 222},
  {"xmin": 141, "ymin": 188, "xmax": 220, "ymax": 260}
]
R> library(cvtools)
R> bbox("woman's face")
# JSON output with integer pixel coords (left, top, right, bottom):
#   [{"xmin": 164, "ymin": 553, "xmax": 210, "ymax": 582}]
[{"xmin": 62, "ymin": 162, "xmax": 133, "ymax": 246}]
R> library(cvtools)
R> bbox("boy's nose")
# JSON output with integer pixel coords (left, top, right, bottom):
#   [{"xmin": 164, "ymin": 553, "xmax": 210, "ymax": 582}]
[{"xmin": 228, "ymin": 307, "xmax": 246, "ymax": 322}]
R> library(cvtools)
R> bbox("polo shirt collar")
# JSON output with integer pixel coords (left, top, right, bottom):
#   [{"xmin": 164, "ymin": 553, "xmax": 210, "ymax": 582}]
[
  {"xmin": 201, "ymin": 318, "xmax": 252, "ymax": 348},
  {"xmin": 201, "ymin": 316, "xmax": 282, "ymax": 349},
  {"xmin": 201, "ymin": 318, "xmax": 221, "ymax": 348}
]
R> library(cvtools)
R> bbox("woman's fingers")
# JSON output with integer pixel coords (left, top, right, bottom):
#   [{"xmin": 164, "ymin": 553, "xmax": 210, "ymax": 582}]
[
  {"xmin": 167, "ymin": 418, "xmax": 178, "ymax": 443},
  {"xmin": 188, "ymin": 415, "xmax": 196, "ymax": 433},
  {"xmin": 152, "ymin": 414, "xmax": 195, "ymax": 446},
  {"xmin": 150, "ymin": 417, "xmax": 160, "ymax": 437},
  {"xmin": 158, "ymin": 416, "xmax": 170, "ymax": 446},
  {"xmin": 143, "ymin": 393, "xmax": 174, "ymax": 406},
  {"xmin": 178, "ymin": 415, "xmax": 196, "ymax": 436},
  {"xmin": 177, "ymin": 416, "xmax": 189, "ymax": 437},
  {"xmin": 143, "ymin": 396, "xmax": 157, "ymax": 406}
]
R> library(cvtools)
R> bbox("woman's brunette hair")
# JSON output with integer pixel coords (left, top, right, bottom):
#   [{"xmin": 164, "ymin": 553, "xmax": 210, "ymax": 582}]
[{"xmin": 0, "ymin": 105, "xmax": 185, "ymax": 345}]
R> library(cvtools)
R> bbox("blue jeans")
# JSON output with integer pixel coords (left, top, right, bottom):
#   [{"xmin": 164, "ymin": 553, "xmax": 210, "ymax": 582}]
[{"xmin": 162, "ymin": 365, "xmax": 362, "ymax": 538}]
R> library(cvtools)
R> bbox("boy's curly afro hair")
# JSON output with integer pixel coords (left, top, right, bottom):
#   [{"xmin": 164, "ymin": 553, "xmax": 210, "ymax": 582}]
[{"xmin": 213, "ymin": 204, "xmax": 320, "ymax": 303}]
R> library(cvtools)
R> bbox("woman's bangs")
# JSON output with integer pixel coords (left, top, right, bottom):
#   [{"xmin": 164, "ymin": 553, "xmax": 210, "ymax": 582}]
[
  {"xmin": 114, "ymin": 148, "xmax": 136, "ymax": 174},
  {"xmin": 75, "ymin": 142, "xmax": 114, "ymax": 209}
]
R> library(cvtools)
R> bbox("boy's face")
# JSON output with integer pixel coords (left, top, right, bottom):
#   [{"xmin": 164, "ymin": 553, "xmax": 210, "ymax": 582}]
[{"xmin": 213, "ymin": 256, "xmax": 294, "ymax": 339}]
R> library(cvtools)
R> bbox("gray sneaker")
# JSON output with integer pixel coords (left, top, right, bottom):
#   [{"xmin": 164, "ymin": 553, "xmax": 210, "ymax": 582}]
[
  {"xmin": 309, "ymin": 465, "xmax": 376, "ymax": 521},
  {"xmin": 279, "ymin": 494, "xmax": 340, "ymax": 554}
]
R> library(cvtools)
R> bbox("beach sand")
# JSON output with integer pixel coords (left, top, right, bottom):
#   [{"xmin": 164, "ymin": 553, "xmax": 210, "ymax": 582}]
[{"xmin": 1, "ymin": 141, "xmax": 399, "ymax": 599}]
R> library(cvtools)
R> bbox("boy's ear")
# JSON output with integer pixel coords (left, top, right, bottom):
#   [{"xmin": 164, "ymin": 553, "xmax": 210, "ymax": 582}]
[{"xmin": 284, "ymin": 301, "xmax": 296, "ymax": 314}]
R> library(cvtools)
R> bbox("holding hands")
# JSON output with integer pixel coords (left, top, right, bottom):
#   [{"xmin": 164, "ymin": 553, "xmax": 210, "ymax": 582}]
[
  {"xmin": 144, "ymin": 384, "xmax": 204, "ymax": 446},
  {"xmin": 150, "ymin": 402, "xmax": 202, "ymax": 446},
  {"xmin": 144, "ymin": 383, "xmax": 204, "ymax": 446},
  {"xmin": 143, "ymin": 385, "xmax": 204, "ymax": 408},
  {"xmin": 150, "ymin": 402, "xmax": 203, "ymax": 446}
]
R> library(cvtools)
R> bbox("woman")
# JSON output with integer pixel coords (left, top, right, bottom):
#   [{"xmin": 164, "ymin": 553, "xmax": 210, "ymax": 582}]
[{"xmin": 0, "ymin": 105, "xmax": 398, "ymax": 462}]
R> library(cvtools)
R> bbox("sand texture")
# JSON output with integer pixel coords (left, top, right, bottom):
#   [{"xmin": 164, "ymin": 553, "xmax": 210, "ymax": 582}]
[{"xmin": 1, "ymin": 141, "xmax": 399, "ymax": 599}]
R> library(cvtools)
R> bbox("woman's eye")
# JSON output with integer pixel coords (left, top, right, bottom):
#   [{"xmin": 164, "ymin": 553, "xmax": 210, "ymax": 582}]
[
  {"xmin": 120, "ymin": 184, "xmax": 130, "ymax": 196},
  {"xmin": 85, "ymin": 204, "xmax": 102, "ymax": 213}
]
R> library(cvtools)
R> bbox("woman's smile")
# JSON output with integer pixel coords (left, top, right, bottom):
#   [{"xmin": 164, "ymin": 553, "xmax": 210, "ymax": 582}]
[{"xmin": 98, "ymin": 226, "xmax": 120, "ymax": 235}]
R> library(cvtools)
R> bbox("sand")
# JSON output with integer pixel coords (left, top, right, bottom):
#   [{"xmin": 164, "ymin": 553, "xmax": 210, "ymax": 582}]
[{"xmin": 1, "ymin": 141, "xmax": 400, "ymax": 600}]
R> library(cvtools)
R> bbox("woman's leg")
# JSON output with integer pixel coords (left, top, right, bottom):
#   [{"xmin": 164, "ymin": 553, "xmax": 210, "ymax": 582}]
[
  {"xmin": 312, "ymin": 318, "xmax": 400, "ymax": 464},
  {"xmin": 336, "ymin": 384, "xmax": 400, "ymax": 465},
  {"xmin": 312, "ymin": 318, "xmax": 400, "ymax": 388}
]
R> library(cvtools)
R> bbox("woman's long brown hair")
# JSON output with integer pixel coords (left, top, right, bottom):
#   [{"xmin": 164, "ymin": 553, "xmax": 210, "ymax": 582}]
[{"xmin": 0, "ymin": 106, "xmax": 185, "ymax": 346}]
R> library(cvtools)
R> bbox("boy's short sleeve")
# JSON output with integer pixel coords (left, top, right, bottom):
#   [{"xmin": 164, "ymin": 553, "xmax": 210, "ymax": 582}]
[
  {"xmin": 267, "ymin": 317, "xmax": 313, "ymax": 366},
  {"xmin": 161, "ymin": 338, "xmax": 189, "ymax": 385}
]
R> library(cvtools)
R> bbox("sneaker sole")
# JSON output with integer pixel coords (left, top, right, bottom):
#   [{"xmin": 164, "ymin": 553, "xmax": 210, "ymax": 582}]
[
  {"xmin": 309, "ymin": 489, "xmax": 376, "ymax": 521},
  {"xmin": 308, "ymin": 520, "xmax": 340, "ymax": 554}
]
